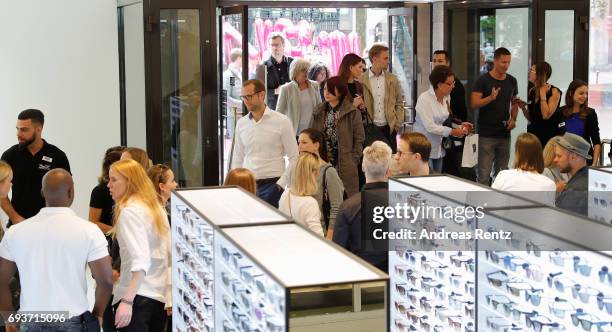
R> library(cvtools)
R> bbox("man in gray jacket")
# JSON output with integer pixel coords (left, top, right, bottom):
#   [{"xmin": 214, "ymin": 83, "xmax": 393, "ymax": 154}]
[{"xmin": 554, "ymin": 133, "xmax": 590, "ymax": 216}]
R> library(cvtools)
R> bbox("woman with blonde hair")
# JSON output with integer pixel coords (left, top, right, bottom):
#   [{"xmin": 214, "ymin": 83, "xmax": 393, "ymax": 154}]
[
  {"xmin": 147, "ymin": 164, "xmax": 178, "ymax": 208},
  {"xmin": 108, "ymin": 159, "xmax": 170, "ymax": 331},
  {"xmin": 492, "ymin": 133, "xmax": 556, "ymax": 205},
  {"xmin": 224, "ymin": 168, "xmax": 257, "ymax": 195},
  {"xmin": 278, "ymin": 153, "xmax": 324, "ymax": 236},
  {"xmin": 121, "ymin": 147, "xmax": 153, "ymax": 170}
]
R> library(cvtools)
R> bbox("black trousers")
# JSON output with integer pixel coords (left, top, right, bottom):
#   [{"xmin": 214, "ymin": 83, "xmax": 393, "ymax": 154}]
[{"xmin": 112, "ymin": 295, "xmax": 165, "ymax": 332}]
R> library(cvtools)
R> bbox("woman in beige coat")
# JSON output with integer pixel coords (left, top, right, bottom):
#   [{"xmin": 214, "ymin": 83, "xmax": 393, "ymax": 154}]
[{"xmin": 312, "ymin": 76, "xmax": 365, "ymax": 196}]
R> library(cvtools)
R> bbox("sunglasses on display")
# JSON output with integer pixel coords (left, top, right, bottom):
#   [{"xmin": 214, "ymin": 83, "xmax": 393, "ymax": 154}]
[
  {"xmin": 449, "ymin": 292, "xmax": 473, "ymax": 311},
  {"xmin": 524, "ymin": 314, "xmax": 564, "ymax": 332},
  {"xmin": 594, "ymin": 197, "xmax": 610, "ymax": 208},
  {"xmin": 594, "ymin": 181, "xmax": 608, "ymax": 190},
  {"xmin": 548, "ymin": 297, "xmax": 576, "ymax": 319},
  {"xmin": 487, "ymin": 294, "xmax": 513, "ymax": 311},
  {"xmin": 571, "ymin": 309, "xmax": 612, "ymax": 332},
  {"xmin": 597, "ymin": 294, "xmax": 612, "ymax": 315},
  {"xmin": 524, "ymin": 264, "xmax": 545, "ymax": 283},
  {"xmin": 547, "ymin": 272, "xmax": 577, "ymax": 294},
  {"xmin": 599, "ymin": 266, "xmax": 612, "ymax": 285},
  {"xmin": 487, "ymin": 270, "xmax": 510, "ymax": 288},
  {"xmin": 574, "ymin": 256, "xmax": 593, "ymax": 277},
  {"xmin": 486, "ymin": 316, "xmax": 512, "ymax": 332},
  {"xmin": 549, "ymin": 251, "xmax": 574, "ymax": 267},
  {"xmin": 572, "ymin": 285, "xmax": 604, "ymax": 304},
  {"xmin": 526, "ymin": 240, "xmax": 542, "ymax": 257}
]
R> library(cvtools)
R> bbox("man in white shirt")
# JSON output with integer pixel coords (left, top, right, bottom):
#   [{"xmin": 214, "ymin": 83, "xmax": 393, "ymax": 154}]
[
  {"xmin": 0, "ymin": 169, "xmax": 112, "ymax": 332},
  {"xmin": 231, "ymin": 79, "xmax": 298, "ymax": 208},
  {"xmin": 361, "ymin": 44, "xmax": 405, "ymax": 151}
]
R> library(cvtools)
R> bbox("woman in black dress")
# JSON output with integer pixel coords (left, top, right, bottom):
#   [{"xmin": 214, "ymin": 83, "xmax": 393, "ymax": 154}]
[{"xmin": 521, "ymin": 62, "xmax": 562, "ymax": 147}]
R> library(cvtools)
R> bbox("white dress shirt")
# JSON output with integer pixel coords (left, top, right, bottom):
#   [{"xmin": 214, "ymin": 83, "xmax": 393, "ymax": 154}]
[
  {"xmin": 279, "ymin": 191, "xmax": 324, "ymax": 236},
  {"xmin": 369, "ymin": 69, "xmax": 387, "ymax": 126},
  {"xmin": 492, "ymin": 169, "xmax": 556, "ymax": 206},
  {"xmin": 113, "ymin": 199, "xmax": 171, "ymax": 307},
  {"xmin": 0, "ymin": 208, "xmax": 109, "ymax": 318},
  {"xmin": 413, "ymin": 87, "xmax": 453, "ymax": 159},
  {"xmin": 232, "ymin": 107, "xmax": 299, "ymax": 180}
]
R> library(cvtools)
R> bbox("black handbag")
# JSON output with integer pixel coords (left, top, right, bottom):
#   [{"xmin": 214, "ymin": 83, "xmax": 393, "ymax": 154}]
[{"xmin": 362, "ymin": 109, "xmax": 390, "ymax": 147}]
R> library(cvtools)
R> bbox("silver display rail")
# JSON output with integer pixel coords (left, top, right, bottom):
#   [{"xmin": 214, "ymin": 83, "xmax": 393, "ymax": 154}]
[{"xmin": 171, "ymin": 186, "xmax": 389, "ymax": 332}]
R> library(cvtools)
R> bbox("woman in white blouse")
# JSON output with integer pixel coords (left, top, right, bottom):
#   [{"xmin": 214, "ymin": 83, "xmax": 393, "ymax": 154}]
[
  {"xmin": 492, "ymin": 133, "xmax": 556, "ymax": 205},
  {"xmin": 279, "ymin": 153, "xmax": 325, "ymax": 236},
  {"xmin": 108, "ymin": 159, "xmax": 171, "ymax": 331},
  {"xmin": 276, "ymin": 58, "xmax": 322, "ymax": 135},
  {"xmin": 413, "ymin": 66, "xmax": 471, "ymax": 172}
]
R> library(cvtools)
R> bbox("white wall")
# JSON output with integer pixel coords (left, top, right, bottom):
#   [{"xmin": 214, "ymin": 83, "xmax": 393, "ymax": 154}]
[{"xmin": 0, "ymin": 0, "xmax": 121, "ymax": 221}]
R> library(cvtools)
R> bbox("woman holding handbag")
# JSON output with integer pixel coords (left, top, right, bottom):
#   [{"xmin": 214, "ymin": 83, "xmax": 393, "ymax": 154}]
[
  {"xmin": 312, "ymin": 76, "xmax": 365, "ymax": 196},
  {"xmin": 413, "ymin": 66, "xmax": 470, "ymax": 172}
]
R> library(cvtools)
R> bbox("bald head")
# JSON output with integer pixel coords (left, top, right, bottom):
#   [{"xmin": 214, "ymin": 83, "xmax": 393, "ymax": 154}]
[{"xmin": 42, "ymin": 168, "xmax": 74, "ymax": 207}]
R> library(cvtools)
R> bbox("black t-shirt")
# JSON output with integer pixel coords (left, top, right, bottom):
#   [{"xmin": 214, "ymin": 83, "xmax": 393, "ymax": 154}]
[
  {"xmin": 90, "ymin": 183, "xmax": 114, "ymax": 226},
  {"xmin": 527, "ymin": 85, "xmax": 563, "ymax": 146},
  {"xmin": 264, "ymin": 56, "xmax": 293, "ymax": 109},
  {"xmin": 1, "ymin": 140, "xmax": 71, "ymax": 219},
  {"xmin": 473, "ymin": 72, "xmax": 518, "ymax": 138}
]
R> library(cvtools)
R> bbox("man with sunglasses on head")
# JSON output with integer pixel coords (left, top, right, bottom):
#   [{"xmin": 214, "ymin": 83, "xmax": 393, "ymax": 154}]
[{"xmin": 231, "ymin": 79, "xmax": 298, "ymax": 208}]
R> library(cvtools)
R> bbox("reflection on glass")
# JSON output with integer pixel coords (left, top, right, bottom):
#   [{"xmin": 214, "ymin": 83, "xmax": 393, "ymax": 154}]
[
  {"xmin": 160, "ymin": 9, "xmax": 202, "ymax": 187},
  {"xmin": 545, "ymin": 10, "xmax": 574, "ymax": 99},
  {"xmin": 391, "ymin": 13, "xmax": 415, "ymax": 108},
  {"xmin": 589, "ymin": 1, "xmax": 612, "ymax": 152},
  {"xmin": 221, "ymin": 14, "xmax": 244, "ymax": 177}
]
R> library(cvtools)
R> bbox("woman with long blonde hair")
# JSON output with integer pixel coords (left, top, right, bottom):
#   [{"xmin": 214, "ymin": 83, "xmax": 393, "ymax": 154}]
[
  {"xmin": 108, "ymin": 159, "xmax": 170, "ymax": 331},
  {"xmin": 278, "ymin": 153, "xmax": 324, "ymax": 236}
]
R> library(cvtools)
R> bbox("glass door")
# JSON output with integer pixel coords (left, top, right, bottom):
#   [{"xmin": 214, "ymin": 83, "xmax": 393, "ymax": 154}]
[
  {"xmin": 159, "ymin": 8, "xmax": 204, "ymax": 187},
  {"xmin": 535, "ymin": 0, "xmax": 589, "ymax": 97},
  {"xmin": 219, "ymin": 6, "xmax": 247, "ymax": 182},
  {"xmin": 388, "ymin": 7, "xmax": 416, "ymax": 119}
]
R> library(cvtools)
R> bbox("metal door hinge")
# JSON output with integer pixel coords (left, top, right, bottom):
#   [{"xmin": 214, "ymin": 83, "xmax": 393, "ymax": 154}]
[{"xmin": 579, "ymin": 15, "xmax": 589, "ymax": 30}]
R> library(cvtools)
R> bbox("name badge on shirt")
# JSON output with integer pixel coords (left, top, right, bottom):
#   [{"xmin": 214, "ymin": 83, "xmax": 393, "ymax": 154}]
[
  {"xmin": 558, "ymin": 122, "xmax": 565, "ymax": 128},
  {"xmin": 42, "ymin": 156, "xmax": 53, "ymax": 163},
  {"xmin": 39, "ymin": 164, "xmax": 51, "ymax": 171}
]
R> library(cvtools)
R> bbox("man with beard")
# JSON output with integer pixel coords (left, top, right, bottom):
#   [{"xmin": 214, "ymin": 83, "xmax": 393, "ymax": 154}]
[
  {"xmin": 553, "ymin": 132, "xmax": 590, "ymax": 216},
  {"xmin": 1, "ymin": 109, "xmax": 71, "ymax": 227}
]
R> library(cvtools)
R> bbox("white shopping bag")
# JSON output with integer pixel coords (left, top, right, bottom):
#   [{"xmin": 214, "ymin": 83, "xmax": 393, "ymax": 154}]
[{"xmin": 462, "ymin": 134, "xmax": 478, "ymax": 168}]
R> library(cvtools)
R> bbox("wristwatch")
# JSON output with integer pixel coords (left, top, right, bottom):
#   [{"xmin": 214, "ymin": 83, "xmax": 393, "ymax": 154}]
[{"xmin": 120, "ymin": 298, "xmax": 134, "ymax": 306}]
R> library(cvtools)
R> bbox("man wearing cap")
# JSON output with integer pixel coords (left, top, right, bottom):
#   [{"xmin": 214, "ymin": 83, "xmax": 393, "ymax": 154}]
[{"xmin": 553, "ymin": 133, "xmax": 591, "ymax": 216}]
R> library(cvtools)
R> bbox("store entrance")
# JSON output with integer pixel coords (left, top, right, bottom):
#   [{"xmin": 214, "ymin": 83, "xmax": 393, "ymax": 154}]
[{"xmin": 217, "ymin": 5, "xmax": 417, "ymax": 181}]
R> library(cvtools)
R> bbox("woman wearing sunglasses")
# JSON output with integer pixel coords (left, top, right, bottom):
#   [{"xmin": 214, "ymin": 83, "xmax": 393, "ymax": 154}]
[
  {"xmin": 278, "ymin": 153, "xmax": 325, "ymax": 236},
  {"xmin": 108, "ymin": 159, "xmax": 171, "ymax": 331}
]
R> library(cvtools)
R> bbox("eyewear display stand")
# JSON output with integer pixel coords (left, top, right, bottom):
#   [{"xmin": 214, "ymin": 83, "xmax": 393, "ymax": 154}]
[
  {"xmin": 589, "ymin": 166, "xmax": 612, "ymax": 224},
  {"xmin": 388, "ymin": 174, "xmax": 612, "ymax": 332},
  {"xmin": 171, "ymin": 186, "xmax": 389, "ymax": 332}
]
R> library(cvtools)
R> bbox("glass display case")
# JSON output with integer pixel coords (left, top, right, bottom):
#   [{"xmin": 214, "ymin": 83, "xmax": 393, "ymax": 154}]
[
  {"xmin": 388, "ymin": 174, "xmax": 612, "ymax": 332},
  {"xmin": 589, "ymin": 166, "xmax": 612, "ymax": 225},
  {"xmin": 171, "ymin": 186, "xmax": 389, "ymax": 332}
]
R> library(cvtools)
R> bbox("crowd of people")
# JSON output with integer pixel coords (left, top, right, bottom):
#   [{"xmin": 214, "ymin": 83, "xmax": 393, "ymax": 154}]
[{"xmin": 0, "ymin": 38, "xmax": 608, "ymax": 332}]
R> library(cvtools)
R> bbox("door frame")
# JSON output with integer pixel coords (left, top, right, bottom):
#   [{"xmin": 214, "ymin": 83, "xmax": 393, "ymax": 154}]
[
  {"xmin": 143, "ymin": 0, "xmax": 219, "ymax": 185},
  {"xmin": 388, "ymin": 7, "xmax": 418, "ymax": 108},
  {"xmin": 533, "ymin": 0, "xmax": 589, "ymax": 81}
]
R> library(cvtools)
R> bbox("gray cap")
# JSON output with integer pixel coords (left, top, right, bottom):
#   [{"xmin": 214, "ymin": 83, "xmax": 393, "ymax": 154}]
[{"xmin": 554, "ymin": 133, "xmax": 592, "ymax": 160}]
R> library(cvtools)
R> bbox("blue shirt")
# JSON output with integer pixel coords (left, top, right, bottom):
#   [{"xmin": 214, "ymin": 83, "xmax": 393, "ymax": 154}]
[{"xmin": 564, "ymin": 113, "xmax": 585, "ymax": 137}]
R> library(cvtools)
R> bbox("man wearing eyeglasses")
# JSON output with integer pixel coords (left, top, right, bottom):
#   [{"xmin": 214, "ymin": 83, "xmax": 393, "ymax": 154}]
[
  {"xmin": 263, "ymin": 33, "xmax": 293, "ymax": 110},
  {"xmin": 394, "ymin": 132, "xmax": 434, "ymax": 176},
  {"xmin": 231, "ymin": 79, "xmax": 298, "ymax": 208}
]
